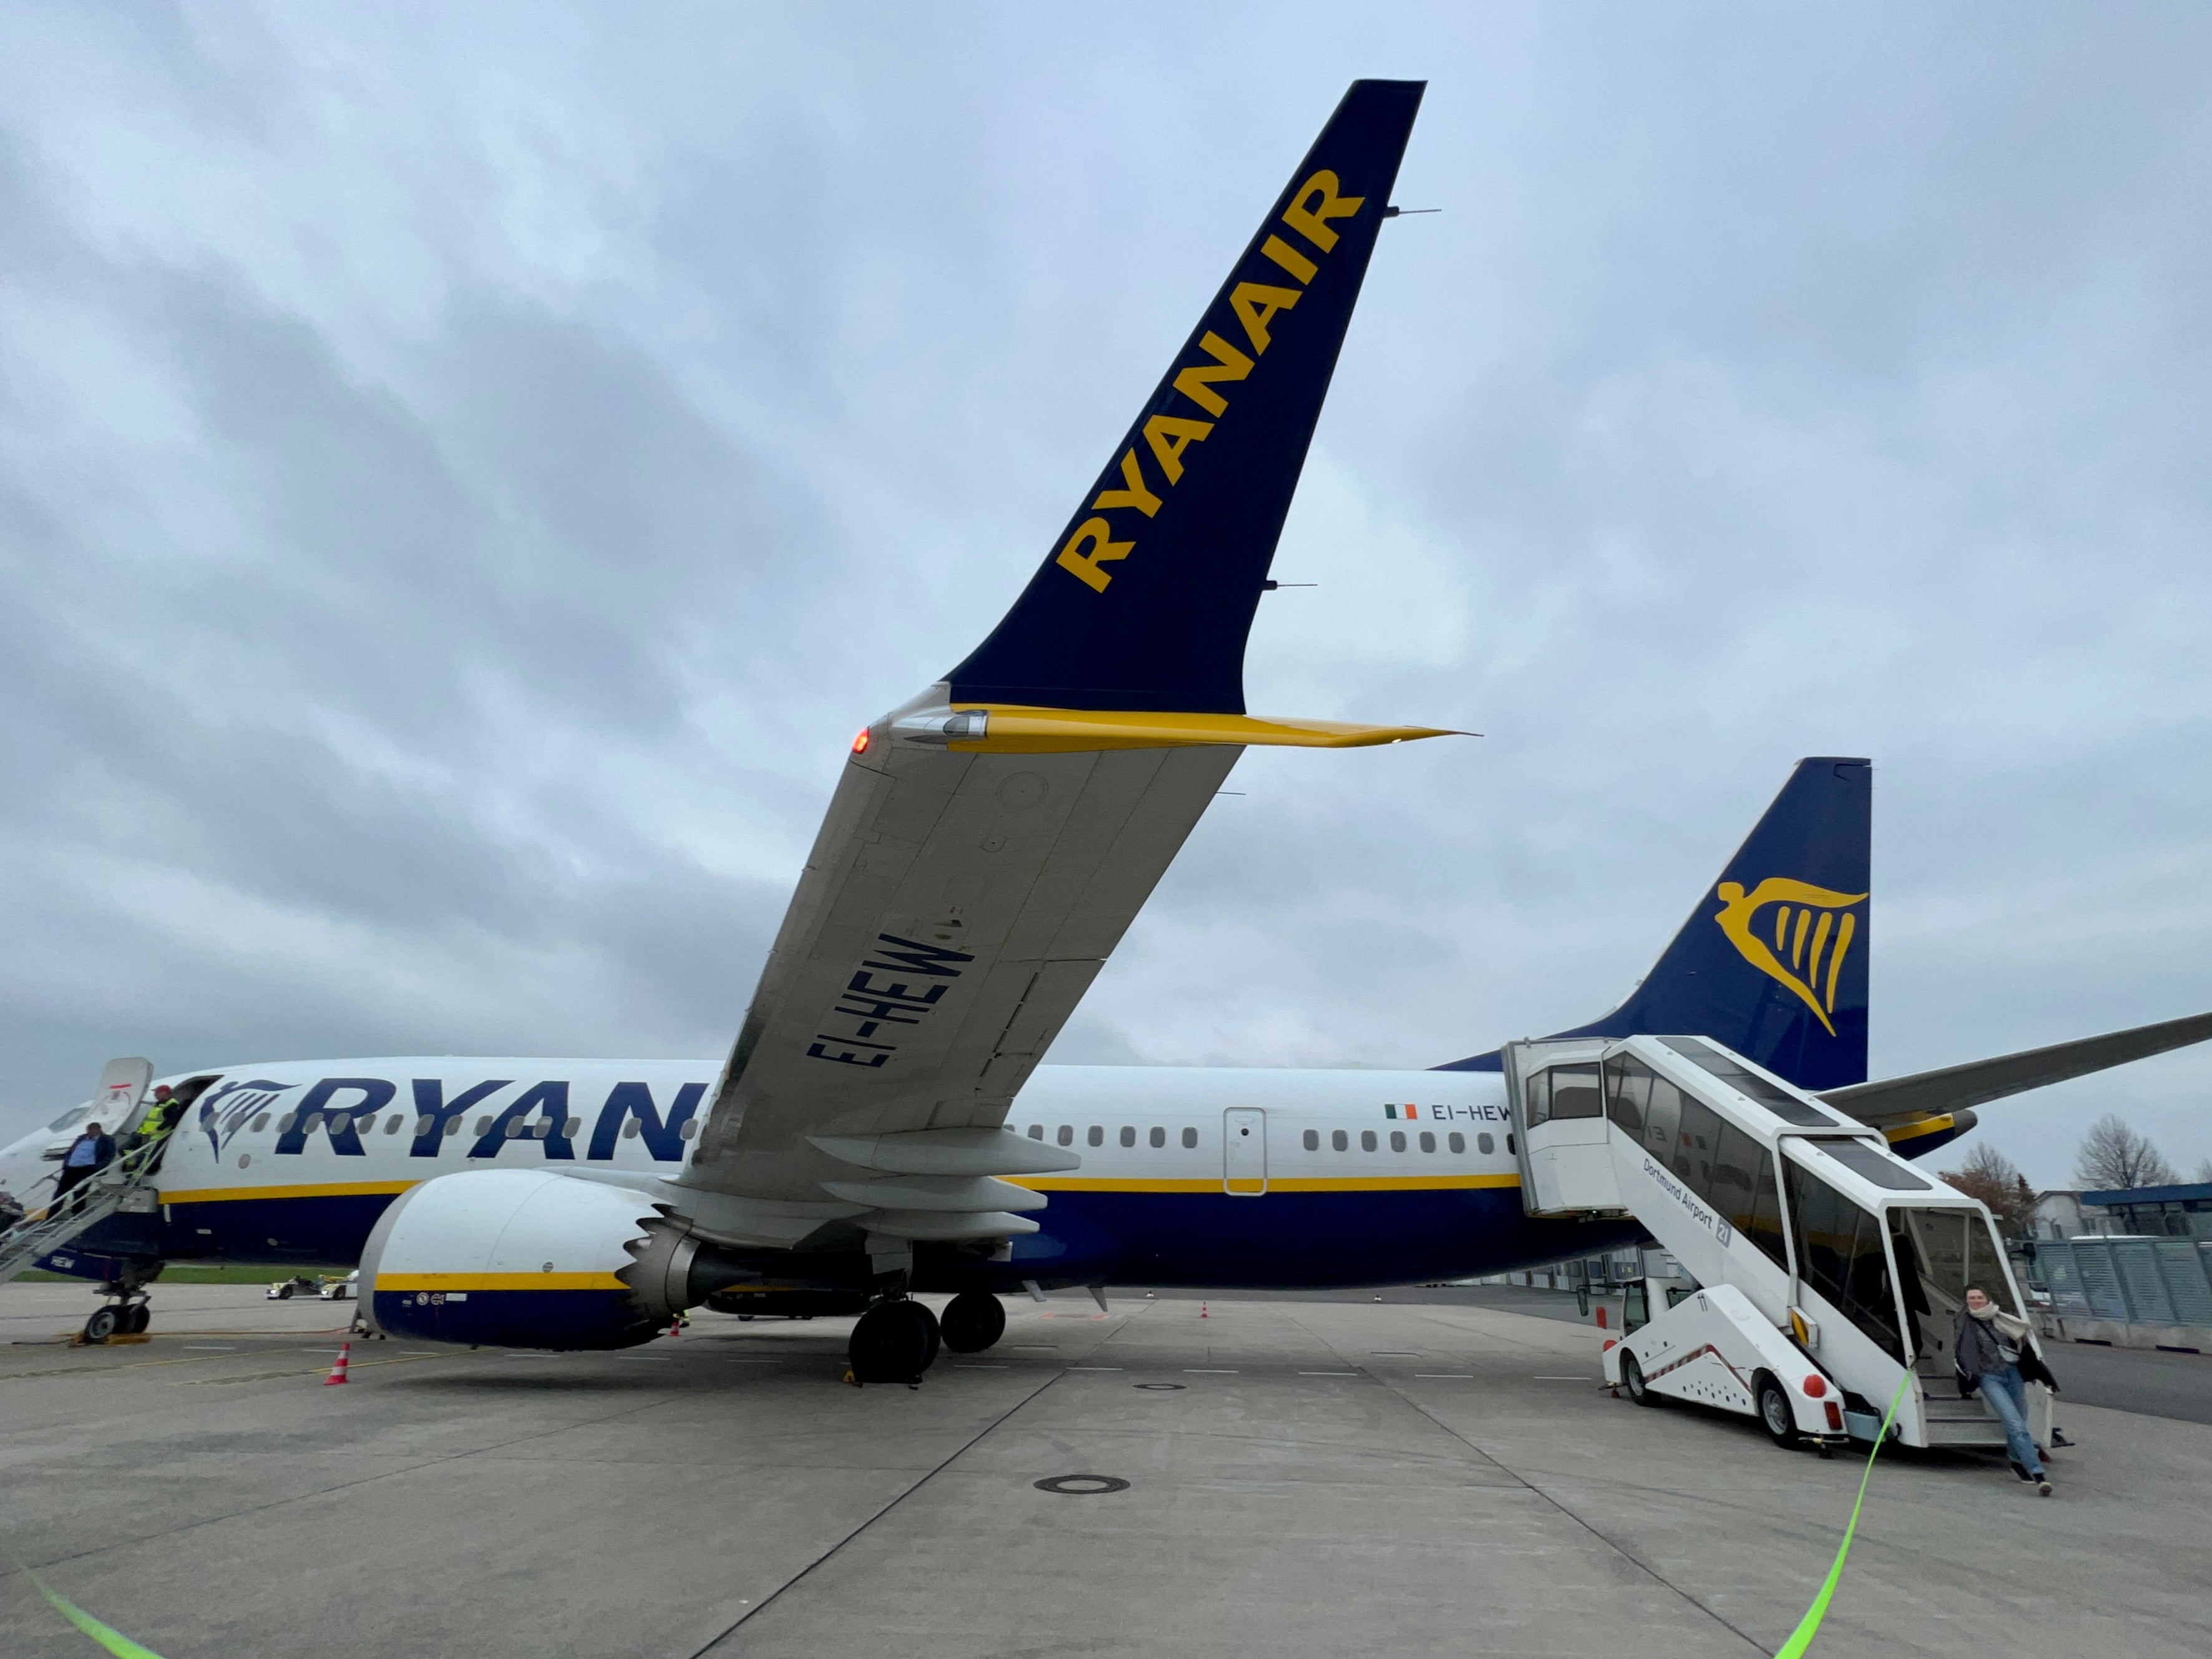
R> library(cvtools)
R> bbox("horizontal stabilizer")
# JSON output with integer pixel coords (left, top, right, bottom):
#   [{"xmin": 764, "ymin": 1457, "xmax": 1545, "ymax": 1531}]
[{"xmin": 1824, "ymin": 1008, "xmax": 2212, "ymax": 1127}]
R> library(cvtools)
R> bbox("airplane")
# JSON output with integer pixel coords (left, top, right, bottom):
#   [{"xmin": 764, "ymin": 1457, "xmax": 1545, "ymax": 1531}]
[{"xmin": 5, "ymin": 80, "xmax": 2208, "ymax": 1383}]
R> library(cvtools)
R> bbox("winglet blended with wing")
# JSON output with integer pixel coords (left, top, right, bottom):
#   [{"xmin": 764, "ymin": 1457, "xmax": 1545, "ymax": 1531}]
[{"xmin": 676, "ymin": 82, "xmax": 1448, "ymax": 1252}]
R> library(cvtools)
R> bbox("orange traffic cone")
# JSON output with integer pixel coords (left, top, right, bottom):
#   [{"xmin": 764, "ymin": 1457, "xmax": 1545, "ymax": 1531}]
[
  {"xmin": 1199, "ymin": 1302, "xmax": 1208, "ymax": 1319},
  {"xmin": 324, "ymin": 1341, "xmax": 351, "ymax": 1386}
]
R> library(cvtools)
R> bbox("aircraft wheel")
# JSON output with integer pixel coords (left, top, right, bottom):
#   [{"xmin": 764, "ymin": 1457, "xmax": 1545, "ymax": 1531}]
[
  {"xmin": 82, "ymin": 1306, "xmax": 120, "ymax": 1343},
  {"xmin": 1622, "ymin": 1350, "xmax": 1664, "ymax": 1406},
  {"xmin": 124, "ymin": 1303, "xmax": 150, "ymax": 1335},
  {"xmin": 848, "ymin": 1299, "xmax": 938, "ymax": 1384},
  {"xmin": 939, "ymin": 1292, "xmax": 1006, "ymax": 1353},
  {"xmin": 1755, "ymin": 1374, "xmax": 1800, "ymax": 1448}
]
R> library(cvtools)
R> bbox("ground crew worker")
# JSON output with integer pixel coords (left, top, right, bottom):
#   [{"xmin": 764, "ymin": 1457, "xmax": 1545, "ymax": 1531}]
[
  {"xmin": 128, "ymin": 1085, "xmax": 187, "ymax": 1167},
  {"xmin": 52, "ymin": 1121, "xmax": 116, "ymax": 1212},
  {"xmin": 1955, "ymin": 1283, "xmax": 2056, "ymax": 1495}
]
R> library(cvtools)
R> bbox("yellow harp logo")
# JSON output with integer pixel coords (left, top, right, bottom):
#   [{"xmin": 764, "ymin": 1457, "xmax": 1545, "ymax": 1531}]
[{"xmin": 1712, "ymin": 878, "xmax": 1866, "ymax": 1036}]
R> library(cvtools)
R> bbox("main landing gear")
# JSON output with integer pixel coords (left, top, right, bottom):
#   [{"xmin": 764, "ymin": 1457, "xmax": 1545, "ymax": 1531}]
[
  {"xmin": 845, "ymin": 1298, "xmax": 941, "ymax": 1386},
  {"xmin": 938, "ymin": 1291, "xmax": 1006, "ymax": 1354}
]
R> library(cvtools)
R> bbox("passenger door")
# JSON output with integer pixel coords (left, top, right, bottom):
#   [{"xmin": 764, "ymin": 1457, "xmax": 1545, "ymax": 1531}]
[{"xmin": 1222, "ymin": 1108, "xmax": 1267, "ymax": 1196}]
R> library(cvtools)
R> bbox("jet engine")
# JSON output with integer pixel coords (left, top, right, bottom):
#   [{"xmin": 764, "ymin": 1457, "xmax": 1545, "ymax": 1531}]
[{"xmin": 361, "ymin": 1169, "xmax": 672, "ymax": 1351}]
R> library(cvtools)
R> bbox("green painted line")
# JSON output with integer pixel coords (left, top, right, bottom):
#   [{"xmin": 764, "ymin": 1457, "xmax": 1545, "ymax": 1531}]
[
  {"xmin": 1776, "ymin": 1370, "xmax": 1914, "ymax": 1659},
  {"xmin": 32, "ymin": 1575, "xmax": 171, "ymax": 1658}
]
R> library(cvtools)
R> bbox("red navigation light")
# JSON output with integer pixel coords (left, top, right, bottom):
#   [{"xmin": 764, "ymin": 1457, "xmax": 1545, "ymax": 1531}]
[
  {"xmin": 1803, "ymin": 1374, "xmax": 1827, "ymax": 1398},
  {"xmin": 852, "ymin": 728, "xmax": 870, "ymax": 754}
]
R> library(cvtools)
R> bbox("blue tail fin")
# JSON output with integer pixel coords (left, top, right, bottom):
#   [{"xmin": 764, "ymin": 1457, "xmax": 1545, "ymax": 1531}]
[
  {"xmin": 1440, "ymin": 758, "xmax": 1872, "ymax": 1089},
  {"xmin": 947, "ymin": 79, "xmax": 1426, "ymax": 716}
]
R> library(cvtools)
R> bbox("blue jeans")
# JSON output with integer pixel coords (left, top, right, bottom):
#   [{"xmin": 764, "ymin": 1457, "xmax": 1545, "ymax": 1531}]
[{"xmin": 1977, "ymin": 1364, "xmax": 2042, "ymax": 1477}]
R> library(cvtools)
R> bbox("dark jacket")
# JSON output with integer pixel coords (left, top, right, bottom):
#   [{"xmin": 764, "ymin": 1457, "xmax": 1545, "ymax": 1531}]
[
  {"xmin": 62, "ymin": 1131, "xmax": 116, "ymax": 1172},
  {"xmin": 1954, "ymin": 1305, "xmax": 2059, "ymax": 1394}
]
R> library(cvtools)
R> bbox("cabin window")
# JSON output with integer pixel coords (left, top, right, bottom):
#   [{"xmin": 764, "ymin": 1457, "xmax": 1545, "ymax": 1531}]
[
  {"xmin": 622, "ymin": 1119, "xmax": 641, "ymax": 1139},
  {"xmin": 679, "ymin": 1121, "xmax": 698, "ymax": 1141},
  {"xmin": 1119, "ymin": 1126, "xmax": 1135, "ymax": 1147},
  {"xmin": 1028, "ymin": 1124, "xmax": 1043, "ymax": 1139},
  {"xmin": 505, "ymin": 1118, "xmax": 529, "ymax": 1138},
  {"xmin": 356, "ymin": 1115, "xmax": 377, "ymax": 1134},
  {"xmin": 300, "ymin": 1112, "xmax": 324, "ymax": 1134},
  {"xmin": 1087, "ymin": 1126, "xmax": 1104, "ymax": 1147},
  {"xmin": 1057, "ymin": 1124, "xmax": 1073, "ymax": 1146},
  {"xmin": 1360, "ymin": 1130, "xmax": 1378, "ymax": 1152},
  {"xmin": 384, "ymin": 1116, "xmax": 402, "ymax": 1135},
  {"xmin": 1332, "ymin": 1129, "xmax": 1348, "ymax": 1152},
  {"xmin": 475, "ymin": 1117, "xmax": 494, "ymax": 1136},
  {"xmin": 1303, "ymin": 1129, "xmax": 1319, "ymax": 1151},
  {"xmin": 1389, "ymin": 1131, "xmax": 1407, "ymax": 1153},
  {"xmin": 563, "ymin": 1117, "xmax": 582, "ymax": 1137},
  {"xmin": 1181, "ymin": 1127, "xmax": 1198, "ymax": 1149},
  {"xmin": 276, "ymin": 1113, "xmax": 296, "ymax": 1134},
  {"xmin": 1418, "ymin": 1132, "xmax": 1436, "ymax": 1154},
  {"xmin": 251, "ymin": 1114, "xmax": 271, "ymax": 1133},
  {"xmin": 1149, "ymin": 1126, "xmax": 1165, "ymax": 1148},
  {"xmin": 1470, "ymin": 1132, "xmax": 1486, "ymax": 1154}
]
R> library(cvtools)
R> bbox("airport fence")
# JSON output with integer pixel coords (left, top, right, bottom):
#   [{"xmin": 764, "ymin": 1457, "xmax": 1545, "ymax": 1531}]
[{"xmin": 2025, "ymin": 1234, "xmax": 2212, "ymax": 1351}]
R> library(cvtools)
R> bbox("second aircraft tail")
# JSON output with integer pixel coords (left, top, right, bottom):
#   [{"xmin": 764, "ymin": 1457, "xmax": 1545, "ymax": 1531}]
[{"xmin": 1443, "ymin": 759, "xmax": 1873, "ymax": 1090}]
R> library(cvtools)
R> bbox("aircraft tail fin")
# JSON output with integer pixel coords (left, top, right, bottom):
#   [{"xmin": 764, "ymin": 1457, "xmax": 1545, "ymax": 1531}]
[
  {"xmin": 947, "ymin": 79, "xmax": 1426, "ymax": 716},
  {"xmin": 1441, "ymin": 758, "xmax": 1873, "ymax": 1090}
]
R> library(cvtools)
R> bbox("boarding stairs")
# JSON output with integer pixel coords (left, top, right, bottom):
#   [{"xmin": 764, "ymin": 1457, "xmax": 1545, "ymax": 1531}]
[
  {"xmin": 0, "ymin": 1132, "xmax": 172, "ymax": 1290},
  {"xmin": 1504, "ymin": 1033, "xmax": 2049, "ymax": 1452},
  {"xmin": 0, "ymin": 1058, "xmax": 170, "ymax": 1293}
]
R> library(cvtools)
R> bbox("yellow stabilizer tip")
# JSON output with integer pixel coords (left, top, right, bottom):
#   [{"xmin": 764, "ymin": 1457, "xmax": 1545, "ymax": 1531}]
[{"xmin": 947, "ymin": 706, "xmax": 1473, "ymax": 754}]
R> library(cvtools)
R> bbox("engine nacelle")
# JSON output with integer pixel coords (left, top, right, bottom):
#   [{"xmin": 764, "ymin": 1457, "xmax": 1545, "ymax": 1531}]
[{"xmin": 361, "ymin": 1169, "xmax": 666, "ymax": 1350}]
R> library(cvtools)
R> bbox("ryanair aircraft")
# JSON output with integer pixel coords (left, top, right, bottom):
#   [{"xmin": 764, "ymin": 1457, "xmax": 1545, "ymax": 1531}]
[{"xmin": 5, "ymin": 82, "xmax": 2207, "ymax": 1381}]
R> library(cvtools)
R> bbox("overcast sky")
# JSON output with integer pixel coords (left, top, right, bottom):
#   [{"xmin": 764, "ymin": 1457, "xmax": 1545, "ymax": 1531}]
[{"xmin": 2, "ymin": 5, "xmax": 2210, "ymax": 1189}]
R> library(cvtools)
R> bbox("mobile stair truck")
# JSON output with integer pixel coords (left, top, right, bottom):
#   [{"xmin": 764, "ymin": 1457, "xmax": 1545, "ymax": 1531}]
[{"xmin": 1507, "ymin": 1034, "xmax": 2049, "ymax": 1457}]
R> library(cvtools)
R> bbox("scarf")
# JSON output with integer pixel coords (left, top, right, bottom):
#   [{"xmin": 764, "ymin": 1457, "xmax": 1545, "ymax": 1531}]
[{"xmin": 1968, "ymin": 1301, "xmax": 2032, "ymax": 1345}]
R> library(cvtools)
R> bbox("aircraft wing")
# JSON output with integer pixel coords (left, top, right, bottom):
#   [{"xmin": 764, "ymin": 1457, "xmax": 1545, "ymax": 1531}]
[
  {"xmin": 1822, "ymin": 1008, "xmax": 2212, "ymax": 1130},
  {"xmin": 673, "ymin": 81, "xmax": 1450, "ymax": 1250}
]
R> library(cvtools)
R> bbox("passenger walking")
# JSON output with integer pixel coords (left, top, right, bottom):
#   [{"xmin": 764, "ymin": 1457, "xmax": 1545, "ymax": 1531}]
[
  {"xmin": 1956, "ymin": 1284, "xmax": 2055, "ymax": 1495},
  {"xmin": 52, "ymin": 1121, "xmax": 115, "ymax": 1213}
]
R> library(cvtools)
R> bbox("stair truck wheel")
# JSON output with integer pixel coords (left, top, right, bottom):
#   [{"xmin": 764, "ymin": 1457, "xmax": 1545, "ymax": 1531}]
[
  {"xmin": 1622, "ymin": 1349, "xmax": 1662, "ymax": 1407},
  {"xmin": 82, "ymin": 1306, "xmax": 120, "ymax": 1343},
  {"xmin": 939, "ymin": 1292, "xmax": 1006, "ymax": 1353},
  {"xmin": 1755, "ymin": 1373, "xmax": 1800, "ymax": 1448},
  {"xmin": 847, "ymin": 1299, "xmax": 938, "ymax": 1384}
]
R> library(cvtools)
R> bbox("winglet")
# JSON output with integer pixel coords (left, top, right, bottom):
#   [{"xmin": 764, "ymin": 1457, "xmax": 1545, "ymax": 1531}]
[{"xmin": 947, "ymin": 80, "xmax": 1427, "ymax": 716}]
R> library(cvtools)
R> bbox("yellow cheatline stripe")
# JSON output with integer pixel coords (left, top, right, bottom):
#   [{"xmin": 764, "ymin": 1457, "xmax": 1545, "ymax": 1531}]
[
  {"xmin": 947, "ymin": 704, "xmax": 1465, "ymax": 754},
  {"xmin": 1776, "ymin": 1370, "xmax": 1913, "ymax": 1659},
  {"xmin": 158, "ymin": 1180, "xmax": 421, "ymax": 1205},
  {"xmin": 1008, "ymin": 1174, "xmax": 1519, "ymax": 1195},
  {"xmin": 1879, "ymin": 1115, "xmax": 1957, "ymax": 1147},
  {"xmin": 374, "ymin": 1272, "xmax": 629, "ymax": 1292}
]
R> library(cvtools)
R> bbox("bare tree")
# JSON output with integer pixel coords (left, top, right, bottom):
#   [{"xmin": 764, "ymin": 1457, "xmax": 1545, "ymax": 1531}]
[
  {"xmin": 2195, "ymin": 1157, "xmax": 2212, "ymax": 1185},
  {"xmin": 1940, "ymin": 1142, "xmax": 2037, "ymax": 1235},
  {"xmin": 2073, "ymin": 1114, "xmax": 2180, "ymax": 1191}
]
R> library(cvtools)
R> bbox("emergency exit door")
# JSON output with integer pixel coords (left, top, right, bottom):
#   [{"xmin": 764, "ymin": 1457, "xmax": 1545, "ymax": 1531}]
[{"xmin": 1223, "ymin": 1108, "xmax": 1267, "ymax": 1195}]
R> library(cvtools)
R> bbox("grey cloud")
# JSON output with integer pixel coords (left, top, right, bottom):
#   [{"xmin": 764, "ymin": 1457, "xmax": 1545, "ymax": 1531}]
[{"xmin": 3, "ymin": 7, "xmax": 2212, "ymax": 1192}]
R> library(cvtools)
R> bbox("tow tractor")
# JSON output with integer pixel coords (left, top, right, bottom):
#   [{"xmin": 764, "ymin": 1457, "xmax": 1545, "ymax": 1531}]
[{"xmin": 1508, "ymin": 1033, "xmax": 2050, "ymax": 1456}]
